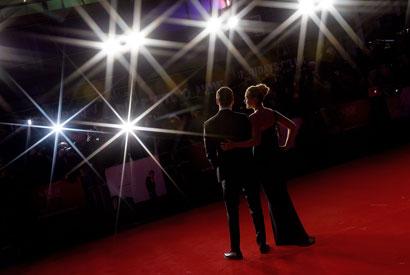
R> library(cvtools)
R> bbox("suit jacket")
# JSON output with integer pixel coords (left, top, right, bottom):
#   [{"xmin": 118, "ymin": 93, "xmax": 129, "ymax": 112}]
[{"xmin": 203, "ymin": 109, "xmax": 253, "ymax": 182}]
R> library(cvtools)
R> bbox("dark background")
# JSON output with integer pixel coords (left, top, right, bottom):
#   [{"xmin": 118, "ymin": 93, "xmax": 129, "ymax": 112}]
[{"xmin": 1, "ymin": 0, "xmax": 410, "ymax": 268}]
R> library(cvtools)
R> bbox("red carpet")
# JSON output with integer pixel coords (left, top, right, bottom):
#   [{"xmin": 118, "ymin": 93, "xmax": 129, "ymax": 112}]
[{"xmin": 5, "ymin": 146, "xmax": 410, "ymax": 274}]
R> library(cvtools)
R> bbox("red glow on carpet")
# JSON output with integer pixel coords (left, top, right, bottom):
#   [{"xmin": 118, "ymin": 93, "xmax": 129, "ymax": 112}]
[{"xmin": 5, "ymin": 146, "xmax": 410, "ymax": 274}]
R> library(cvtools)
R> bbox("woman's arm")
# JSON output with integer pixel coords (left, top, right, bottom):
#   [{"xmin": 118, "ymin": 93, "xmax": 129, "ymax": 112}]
[
  {"xmin": 221, "ymin": 117, "xmax": 261, "ymax": 150},
  {"xmin": 275, "ymin": 111, "xmax": 296, "ymax": 149}
]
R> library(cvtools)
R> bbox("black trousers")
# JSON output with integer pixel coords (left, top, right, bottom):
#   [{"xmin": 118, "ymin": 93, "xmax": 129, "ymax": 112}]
[
  {"xmin": 258, "ymin": 156, "xmax": 310, "ymax": 245},
  {"xmin": 221, "ymin": 168, "xmax": 266, "ymax": 251}
]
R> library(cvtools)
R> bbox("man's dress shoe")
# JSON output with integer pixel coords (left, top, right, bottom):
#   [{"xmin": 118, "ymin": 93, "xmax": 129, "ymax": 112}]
[{"xmin": 224, "ymin": 251, "xmax": 243, "ymax": 260}]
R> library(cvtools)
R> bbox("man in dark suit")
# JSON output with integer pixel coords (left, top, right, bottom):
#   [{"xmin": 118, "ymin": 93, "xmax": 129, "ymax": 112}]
[{"xmin": 203, "ymin": 87, "xmax": 269, "ymax": 260}]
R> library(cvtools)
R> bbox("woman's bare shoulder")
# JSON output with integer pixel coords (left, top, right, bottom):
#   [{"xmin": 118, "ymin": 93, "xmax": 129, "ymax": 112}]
[
  {"xmin": 249, "ymin": 111, "xmax": 257, "ymax": 118},
  {"xmin": 260, "ymin": 107, "xmax": 276, "ymax": 117},
  {"xmin": 266, "ymin": 108, "xmax": 276, "ymax": 115},
  {"xmin": 248, "ymin": 112, "xmax": 256, "ymax": 122},
  {"xmin": 249, "ymin": 112, "xmax": 261, "ymax": 125}
]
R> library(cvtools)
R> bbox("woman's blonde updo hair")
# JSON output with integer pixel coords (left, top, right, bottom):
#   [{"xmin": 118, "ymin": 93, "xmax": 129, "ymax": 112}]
[{"xmin": 245, "ymin": 83, "xmax": 270, "ymax": 105}]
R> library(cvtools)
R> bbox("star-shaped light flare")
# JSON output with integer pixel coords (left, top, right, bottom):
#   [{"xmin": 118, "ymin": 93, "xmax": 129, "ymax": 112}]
[{"xmin": 1, "ymin": 0, "xmax": 397, "ymax": 232}]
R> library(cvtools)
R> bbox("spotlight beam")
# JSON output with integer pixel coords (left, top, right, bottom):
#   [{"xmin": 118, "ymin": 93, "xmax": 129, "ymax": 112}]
[
  {"xmin": 115, "ymin": 132, "xmax": 130, "ymax": 233},
  {"xmin": 276, "ymin": 20, "xmax": 302, "ymax": 45},
  {"xmin": 190, "ymin": 0, "xmax": 212, "ymax": 20},
  {"xmin": 127, "ymin": 53, "xmax": 137, "ymax": 123},
  {"xmin": 100, "ymin": 0, "xmax": 129, "ymax": 34},
  {"xmin": 126, "ymin": 38, "xmax": 139, "ymax": 127},
  {"xmin": 74, "ymin": 6, "xmax": 107, "ymax": 41},
  {"xmin": 57, "ymin": 56, "xmax": 64, "ymax": 126},
  {"xmin": 295, "ymin": 15, "xmax": 309, "ymax": 99},
  {"xmin": 139, "ymin": 46, "xmax": 178, "ymax": 89},
  {"xmin": 0, "ymin": 93, "xmax": 11, "ymax": 113},
  {"xmin": 0, "ymin": 122, "xmax": 52, "ymax": 130},
  {"xmin": 48, "ymin": 130, "xmax": 59, "ymax": 197},
  {"xmin": 217, "ymin": 31, "xmax": 253, "ymax": 75},
  {"xmin": 155, "ymin": 105, "xmax": 202, "ymax": 121},
  {"xmin": 65, "ymin": 55, "xmax": 125, "ymax": 124},
  {"xmin": 0, "ymin": 68, "xmax": 54, "ymax": 125},
  {"xmin": 106, "ymin": 0, "xmax": 118, "ymax": 97},
  {"xmin": 62, "ymin": 127, "xmax": 110, "ymax": 135},
  {"xmin": 164, "ymin": 29, "xmax": 209, "ymax": 68},
  {"xmin": 217, "ymin": 1, "xmax": 267, "ymax": 68},
  {"xmin": 211, "ymin": 0, "xmax": 218, "ymax": 18},
  {"xmin": 341, "ymin": 0, "xmax": 406, "ymax": 8},
  {"xmin": 0, "ymin": 131, "xmax": 54, "ymax": 171},
  {"xmin": 315, "ymin": 9, "xmax": 328, "ymax": 72},
  {"xmin": 48, "ymin": 55, "xmax": 65, "ymax": 196},
  {"xmin": 122, "ymin": 63, "xmax": 139, "ymax": 215},
  {"xmin": 70, "ymin": 120, "xmax": 124, "ymax": 130},
  {"xmin": 126, "ymin": 1, "xmax": 144, "ymax": 126},
  {"xmin": 164, "ymin": 18, "xmax": 207, "ymax": 28},
  {"xmin": 329, "ymin": 6, "xmax": 368, "ymax": 52},
  {"xmin": 256, "ymin": 1, "xmax": 299, "ymax": 10},
  {"xmin": 145, "ymin": 38, "xmax": 186, "ymax": 49},
  {"xmin": 0, "ymin": 54, "xmax": 106, "ymax": 176},
  {"xmin": 135, "ymin": 126, "xmax": 205, "ymax": 137},
  {"xmin": 38, "ymin": 51, "xmax": 105, "ymax": 110},
  {"xmin": 143, "ymin": 0, "xmax": 185, "ymax": 36},
  {"xmin": 132, "ymin": 0, "xmax": 142, "ymax": 32},
  {"xmin": 236, "ymin": 28, "xmax": 264, "ymax": 63},
  {"xmin": 256, "ymin": 11, "xmax": 302, "ymax": 54},
  {"xmin": 0, "ymin": 14, "xmax": 14, "ymax": 32},
  {"xmin": 0, "ymin": 127, "xmax": 25, "ymax": 147},
  {"xmin": 104, "ymin": 53, "xmax": 115, "ymax": 96},
  {"xmin": 131, "ymin": 68, "xmax": 199, "ymax": 125},
  {"xmin": 206, "ymin": 33, "xmax": 217, "ymax": 87},
  {"xmin": 235, "ymin": 1, "xmax": 258, "ymax": 20},
  {"xmin": 238, "ymin": 20, "xmax": 280, "ymax": 34},
  {"xmin": 60, "ymin": 52, "xmax": 106, "ymax": 91},
  {"xmin": 114, "ymin": 54, "xmax": 157, "ymax": 100},
  {"xmin": 66, "ymin": 131, "xmax": 124, "ymax": 177},
  {"xmin": 310, "ymin": 13, "xmax": 357, "ymax": 69},
  {"xmin": 34, "ymin": 34, "xmax": 104, "ymax": 50},
  {"xmin": 55, "ymin": 46, "xmax": 130, "ymax": 132},
  {"xmin": 60, "ymin": 132, "xmax": 105, "ymax": 182},
  {"xmin": 61, "ymin": 96, "xmax": 99, "ymax": 127},
  {"xmin": 165, "ymin": 1, "xmax": 257, "ymax": 82},
  {"xmin": 331, "ymin": 1, "xmax": 399, "ymax": 15},
  {"xmin": 130, "ymin": 132, "xmax": 185, "ymax": 196},
  {"xmin": 224, "ymin": 29, "xmax": 235, "ymax": 81}
]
